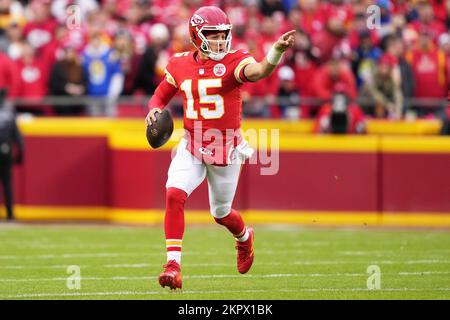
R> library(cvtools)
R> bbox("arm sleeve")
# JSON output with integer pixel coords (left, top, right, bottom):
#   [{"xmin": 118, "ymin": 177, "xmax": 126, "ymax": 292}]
[{"xmin": 147, "ymin": 78, "xmax": 178, "ymax": 110}]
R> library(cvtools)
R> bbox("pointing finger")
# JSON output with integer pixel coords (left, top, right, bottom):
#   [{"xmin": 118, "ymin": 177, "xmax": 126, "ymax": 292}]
[{"xmin": 282, "ymin": 30, "xmax": 296, "ymax": 40}]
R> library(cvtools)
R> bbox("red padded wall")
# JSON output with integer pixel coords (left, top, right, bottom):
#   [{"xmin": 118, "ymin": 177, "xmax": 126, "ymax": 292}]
[
  {"xmin": 20, "ymin": 137, "xmax": 109, "ymax": 206},
  {"xmin": 382, "ymin": 153, "xmax": 450, "ymax": 212}
]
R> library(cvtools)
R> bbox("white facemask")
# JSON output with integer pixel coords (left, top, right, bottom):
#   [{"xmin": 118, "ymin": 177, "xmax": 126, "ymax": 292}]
[{"xmin": 198, "ymin": 29, "xmax": 232, "ymax": 61}]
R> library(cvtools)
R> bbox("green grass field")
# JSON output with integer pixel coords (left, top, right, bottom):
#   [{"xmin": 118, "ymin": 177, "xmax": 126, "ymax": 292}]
[{"xmin": 0, "ymin": 223, "xmax": 449, "ymax": 300}]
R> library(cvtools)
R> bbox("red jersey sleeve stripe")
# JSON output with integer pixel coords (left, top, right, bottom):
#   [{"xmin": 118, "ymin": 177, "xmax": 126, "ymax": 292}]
[
  {"xmin": 164, "ymin": 68, "xmax": 178, "ymax": 88},
  {"xmin": 234, "ymin": 57, "xmax": 257, "ymax": 83}
]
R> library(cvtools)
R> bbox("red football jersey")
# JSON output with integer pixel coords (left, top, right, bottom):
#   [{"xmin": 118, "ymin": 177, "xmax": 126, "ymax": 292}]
[
  {"xmin": 164, "ymin": 49, "xmax": 256, "ymax": 164},
  {"xmin": 165, "ymin": 49, "xmax": 256, "ymax": 131}
]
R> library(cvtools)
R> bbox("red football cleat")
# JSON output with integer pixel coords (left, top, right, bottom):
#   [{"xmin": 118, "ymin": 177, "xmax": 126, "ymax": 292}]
[
  {"xmin": 236, "ymin": 227, "xmax": 254, "ymax": 274},
  {"xmin": 158, "ymin": 260, "xmax": 182, "ymax": 290}
]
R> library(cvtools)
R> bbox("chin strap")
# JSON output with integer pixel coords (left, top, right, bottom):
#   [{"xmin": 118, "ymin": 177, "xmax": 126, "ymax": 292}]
[{"xmin": 208, "ymin": 52, "xmax": 227, "ymax": 61}]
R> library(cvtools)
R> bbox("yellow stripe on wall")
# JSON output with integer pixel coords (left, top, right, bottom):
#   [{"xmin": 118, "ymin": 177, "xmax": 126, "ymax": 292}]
[
  {"xmin": 4, "ymin": 206, "xmax": 450, "ymax": 228},
  {"xmin": 17, "ymin": 118, "xmax": 443, "ymax": 137},
  {"xmin": 13, "ymin": 205, "xmax": 110, "ymax": 220},
  {"xmin": 367, "ymin": 120, "xmax": 441, "ymax": 135},
  {"xmin": 381, "ymin": 136, "xmax": 450, "ymax": 153},
  {"xmin": 18, "ymin": 118, "xmax": 151, "ymax": 136},
  {"xmin": 108, "ymin": 131, "xmax": 183, "ymax": 151},
  {"xmin": 16, "ymin": 118, "xmax": 450, "ymax": 153},
  {"xmin": 109, "ymin": 132, "xmax": 380, "ymax": 152}
]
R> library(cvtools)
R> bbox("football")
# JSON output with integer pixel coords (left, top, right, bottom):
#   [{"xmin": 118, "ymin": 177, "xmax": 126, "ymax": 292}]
[{"xmin": 146, "ymin": 109, "xmax": 174, "ymax": 149}]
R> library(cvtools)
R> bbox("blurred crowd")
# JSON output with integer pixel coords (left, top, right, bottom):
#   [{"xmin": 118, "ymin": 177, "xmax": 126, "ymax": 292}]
[{"xmin": 0, "ymin": 0, "xmax": 449, "ymax": 132}]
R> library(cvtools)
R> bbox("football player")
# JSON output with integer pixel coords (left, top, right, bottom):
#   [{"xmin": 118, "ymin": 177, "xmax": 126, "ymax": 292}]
[{"xmin": 145, "ymin": 6, "xmax": 295, "ymax": 290}]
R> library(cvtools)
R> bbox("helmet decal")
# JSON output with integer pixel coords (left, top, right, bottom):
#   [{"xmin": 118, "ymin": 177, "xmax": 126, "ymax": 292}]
[{"xmin": 190, "ymin": 14, "xmax": 205, "ymax": 27}]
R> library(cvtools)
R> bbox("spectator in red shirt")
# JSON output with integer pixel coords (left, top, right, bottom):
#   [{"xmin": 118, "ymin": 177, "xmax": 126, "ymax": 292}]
[
  {"xmin": 258, "ymin": 16, "xmax": 282, "ymax": 55},
  {"xmin": 23, "ymin": 0, "xmax": 62, "ymax": 83},
  {"xmin": 15, "ymin": 42, "xmax": 48, "ymax": 98},
  {"xmin": 406, "ymin": 27, "xmax": 448, "ymax": 117},
  {"xmin": 14, "ymin": 41, "xmax": 50, "ymax": 114},
  {"xmin": 298, "ymin": 0, "xmax": 326, "ymax": 36},
  {"xmin": 288, "ymin": 29, "xmax": 319, "ymax": 117},
  {"xmin": 410, "ymin": 1, "xmax": 447, "ymax": 43},
  {"xmin": 282, "ymin": 6, "xmax": 301, "ymax": 33},
  {"xmin": 0, "ymin": 52, "xmax": 20, "ymax": 98},
  {"xmin": 23, "ymin": 0, "xmax": 58, "ymax": 57},
  {"xmin": 311, "ymin": 11, "xmax": 351, "ymax": 64},
  {"xmin": 312, "ymin": 57, "xmax": 357, "ymax": 102},
  {"xmin": 320, "ymin": 0, "xmax": 354, "ymax": 27},
  {"xmin": 429, "ymin": 0, "xmax": 449, "ymax": 24}
]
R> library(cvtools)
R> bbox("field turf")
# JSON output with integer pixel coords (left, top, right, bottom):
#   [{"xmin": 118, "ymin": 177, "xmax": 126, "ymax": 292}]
[{"xmin": 0, "ymin": 223, "xmax": 449, "ymax": 300}]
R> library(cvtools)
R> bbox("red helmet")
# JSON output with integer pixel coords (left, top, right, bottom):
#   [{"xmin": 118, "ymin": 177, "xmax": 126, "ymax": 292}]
[{"xmin": 189, "ymin": 6, "xmax": 232, "ymax": 61}]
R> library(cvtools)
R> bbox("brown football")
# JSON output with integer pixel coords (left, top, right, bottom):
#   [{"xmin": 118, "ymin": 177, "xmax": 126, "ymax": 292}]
[{"xmin": 146, "ymin": 109, "xmax": 174, "ymax": 149}]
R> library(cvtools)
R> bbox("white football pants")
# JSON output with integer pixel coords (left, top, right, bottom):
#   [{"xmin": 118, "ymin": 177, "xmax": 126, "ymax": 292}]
[{"xmin": 166, "ymin": 138, "xmax": 253, "ymax": 218}]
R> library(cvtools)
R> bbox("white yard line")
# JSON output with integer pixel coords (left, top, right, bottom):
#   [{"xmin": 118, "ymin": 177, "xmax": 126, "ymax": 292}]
[
  {"xmin": 2, "ymin": 287, "xmax": 450, "ymax": 299},
  {"xmin": 2, "ymin": 259, "xmax": 450, "ymax": 270},
  {"xmin": 1, "ymin": 271, "xmax": 449, "ymax": 283},
  {"xmin": 2, "ymin": 262, "xmax": 287, "ymax": 269},
  {"xmin": 0, "ymin": 252, "xmax": 223, "ymax": 260},
  {"xmin": 398, "ymin": 271, "xmax": 450, "ymax": 275},
  {"xmin": 293, "ymin": 260, "xmax": 450, "ymax": 265},
  {"xmin": 0, "ymin": 274, "xmax": 359, "ymax": 283}
]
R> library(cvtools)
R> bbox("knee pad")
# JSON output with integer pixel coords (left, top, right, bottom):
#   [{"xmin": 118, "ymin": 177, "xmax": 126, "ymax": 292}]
[{"xmin": 210, "ymin": 203, "xmax": 232, "ymax": 219}]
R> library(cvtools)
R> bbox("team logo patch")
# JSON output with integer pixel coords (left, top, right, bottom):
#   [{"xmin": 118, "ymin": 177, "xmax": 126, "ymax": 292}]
[
  {"xmin": 190, "ymin": 14, "xmax": 204, "ymax": 27},
  {"xmin": 213, "ymin": 64, "xmax": 226, "ymax": 77},
  {"xmin": 199, "ymin": 147, "xmax": 214, "ymax": 156}
]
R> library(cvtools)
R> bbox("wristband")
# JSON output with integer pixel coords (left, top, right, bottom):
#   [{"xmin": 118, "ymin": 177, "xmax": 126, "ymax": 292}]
[{"xmin": 266, "ymin": 45, "xmax": 284, "ymax": 65}]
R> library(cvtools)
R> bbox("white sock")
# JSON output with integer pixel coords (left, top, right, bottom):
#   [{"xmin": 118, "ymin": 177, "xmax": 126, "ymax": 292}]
[
  {"xmin": 167, "ymin": 251, "xmax": 181, "ymax": 265},
  {"xmin": 235, "ymin": 228, "xmax": 249, "ymax": 242}
]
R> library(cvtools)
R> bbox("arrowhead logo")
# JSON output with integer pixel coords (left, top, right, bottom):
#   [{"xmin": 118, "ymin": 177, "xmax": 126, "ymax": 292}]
[
  {"xmin": 190, "ymin": 14, "xmax": 205, "ymax": 27},
  {"xmin": 213, "ymin": 64, "xmax": 226, "ymax": 77}
]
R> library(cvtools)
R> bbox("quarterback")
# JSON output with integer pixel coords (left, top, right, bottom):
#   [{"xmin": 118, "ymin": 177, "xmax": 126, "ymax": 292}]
[{"xmin": 145, "ymin": 6, "xmax": 295, "ymax": 290}]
